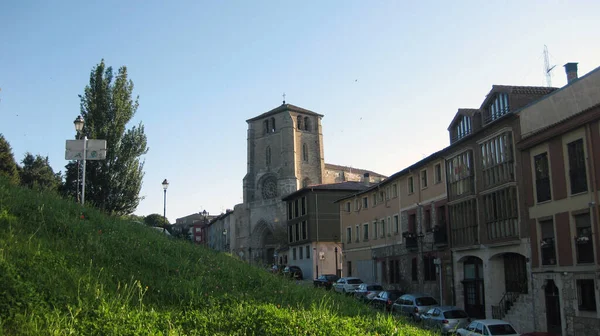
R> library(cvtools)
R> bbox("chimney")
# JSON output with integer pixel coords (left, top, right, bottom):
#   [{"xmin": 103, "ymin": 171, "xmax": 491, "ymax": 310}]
[
  {"xmin": 363, "ymin": 172, "xmax": 370, "ymax": 186},
  {"xmin": 564, "ymin": 62, "xmax": 579, "ymax": 84}
]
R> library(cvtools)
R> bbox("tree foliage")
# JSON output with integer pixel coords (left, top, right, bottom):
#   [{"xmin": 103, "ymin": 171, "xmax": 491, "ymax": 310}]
[
  {"xmin": 144, "ymin": 213, "xmax": 170, "ymax": 227},
  {"xmin": 63, "ymin": 59, "xmax": 148, "ymax": 215},
  {"xmin": 19, "ymin": 153, "xmax": 62, "ymax": 192},
  {"xmin": 0, "ymin": 134, "xmax": 20, "ymax": 185}
]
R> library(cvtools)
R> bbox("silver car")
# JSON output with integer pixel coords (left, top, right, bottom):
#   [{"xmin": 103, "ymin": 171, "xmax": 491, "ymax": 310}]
[
  {"xmin": 391, "ymin": 293, "xmax": 439, "ymax": 321},
  {"xmin": 421, "ymin": 306, "xmax": 470, "ymax": 335}
]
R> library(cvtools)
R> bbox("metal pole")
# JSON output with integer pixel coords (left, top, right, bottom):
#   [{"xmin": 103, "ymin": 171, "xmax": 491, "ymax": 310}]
[
  {"xmin": 163, "ymin": 189, "xmax": 167, "ymax": 224},
  {"xmin": 81, "ymin": 136, "xmax": 87, "ymax": 205},
  {"xmin": 77, "ymin": 160, "xmax": 80, "ymax": 203},
  {"xmin": 439, "ymin": 262, "xmax": 443, "ymax": 305},
  {"xmin": 335, "ymin": 247, "xmax": 339, "ymax": 277}
]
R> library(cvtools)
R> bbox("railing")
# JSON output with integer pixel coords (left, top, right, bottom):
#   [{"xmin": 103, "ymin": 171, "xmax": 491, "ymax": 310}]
[
  {"xmin": 491, "ymin": 282, "xmax": 527, "ymax": 319},
  {"xmin": 405, "ymin": 236, "xmax": 418, "ymax": 250}
]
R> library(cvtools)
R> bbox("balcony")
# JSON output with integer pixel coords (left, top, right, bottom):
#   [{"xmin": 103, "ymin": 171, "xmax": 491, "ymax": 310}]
[
  {"xmin": 403, "ymin": 231, "xmax": 418, "ymax": 250},
  {"xmin": 433, "ymin": 225, "xmax": 448, "ymax": 246}
]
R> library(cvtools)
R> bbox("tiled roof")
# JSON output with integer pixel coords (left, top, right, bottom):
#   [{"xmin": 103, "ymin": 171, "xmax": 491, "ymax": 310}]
[
  {"xmin": 325, "ymin": 163, "xmax": 387, "ymax": 178},
  {"xmin": 282, "ymin": 181, "xmax": 371, "ymax": 201},
  {"xmin": 246, "ymin": 103, "xmax": 324, "ymax": 122},
  {"xmin": 480, "ymin": 85, "xmax": 559, "ymax": 109},
  {"xmin": 447, "ymin": 108, "xmax": 480, "ymax": 130}
]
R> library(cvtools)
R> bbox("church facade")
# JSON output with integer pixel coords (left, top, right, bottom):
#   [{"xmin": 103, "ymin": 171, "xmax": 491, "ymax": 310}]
[{"xmin": 230, "ymin": 102, "xmax": 386, "ymax": 265}]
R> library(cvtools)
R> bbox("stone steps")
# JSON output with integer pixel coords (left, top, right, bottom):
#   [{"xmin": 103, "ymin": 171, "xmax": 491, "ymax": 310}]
[{"xmin": 502, "ymin": 293, "xmax": 534, "ymax": 334}]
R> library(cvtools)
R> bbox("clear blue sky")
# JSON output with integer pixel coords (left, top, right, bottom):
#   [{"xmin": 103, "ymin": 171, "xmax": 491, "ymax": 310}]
[{"xmin": 1, "ymin": 1, "xmax": 599, "ymax": 222}]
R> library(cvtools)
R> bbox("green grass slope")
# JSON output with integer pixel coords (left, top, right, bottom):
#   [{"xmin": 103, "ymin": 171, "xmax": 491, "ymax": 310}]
[{"xmin": 0, "ymin": 178, "xmax": 435, "ymax": 335}]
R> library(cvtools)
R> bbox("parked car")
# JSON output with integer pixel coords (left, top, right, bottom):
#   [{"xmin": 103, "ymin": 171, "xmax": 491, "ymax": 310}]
[
  {"xmin": 369, "ymin": 290, "xmax": 404, "ymax": 311},
  {"xmin": 391, "ymin": 293, "xmax": 439, "ymax": 321},
  {"xmin": 456, "ymin": 319, "xmax": 519, "ymax": 336},
  {"xmin": 313, "ymin": 274, "xmax": 339, "ymax": 290},
  {"xmin": 282, "ymin": 266, "xmax": 303, "ymax": 280},
  {"xmin": 332, "ymin": 277, "xmax": 363, "ymax": 294},
  {"xmin": 421, "ymin": 306, "xmax": 470, "ymax": 335},
  {"xmin": 354, "ymin": 283, "xmax": 384, "ymax": 302}
]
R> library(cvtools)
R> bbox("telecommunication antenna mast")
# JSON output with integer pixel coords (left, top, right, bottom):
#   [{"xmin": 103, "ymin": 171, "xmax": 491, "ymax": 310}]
[{"xmin": 544, "ymin": 45, "xmax": 556, "ymax": 87}]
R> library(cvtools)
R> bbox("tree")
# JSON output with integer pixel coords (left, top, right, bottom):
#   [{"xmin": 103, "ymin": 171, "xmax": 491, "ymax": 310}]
[
  {"xmin": 0, "ymin": 134, "xmax": 20, "ymax": 185},
  {"xmin": 143, "ymin": 213, "xmax": 170, "ymax": 227},
  {"xmin": 63, "ymin": 59, "xmax": 149, "ymax": 215},
  {"xmin": 19, "ymin": 153, "xmax": 62, "ymax": 192}
]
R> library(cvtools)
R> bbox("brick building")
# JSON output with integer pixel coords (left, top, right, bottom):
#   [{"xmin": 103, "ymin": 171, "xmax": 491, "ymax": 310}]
[{"xmin": 519, "ymin": 63, "xmax": 600, "ymax": 336}]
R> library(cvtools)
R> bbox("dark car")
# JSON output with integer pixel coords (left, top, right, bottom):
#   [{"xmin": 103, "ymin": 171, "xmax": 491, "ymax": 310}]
[
  {"xmin": 370, "ymin": 290, "xmax": 405, "ymax": 311},
  {"xmin": 313, "ymin": 274, "xmax": 339, "ymax": 289},
  {"xmin": 283, "ymin": 266, "xmax": 303, "ymax": 280}
]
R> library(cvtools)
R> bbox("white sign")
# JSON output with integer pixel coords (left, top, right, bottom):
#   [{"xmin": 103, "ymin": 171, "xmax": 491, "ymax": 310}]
[{"xmin": 65, "ymin": 139, "xmax": 107, "ymax": 160}]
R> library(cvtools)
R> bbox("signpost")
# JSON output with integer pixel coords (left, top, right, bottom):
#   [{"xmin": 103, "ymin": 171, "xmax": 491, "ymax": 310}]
[{"xmin": 65, "ymin": 138, "xmax": 107, "ymax": 205}]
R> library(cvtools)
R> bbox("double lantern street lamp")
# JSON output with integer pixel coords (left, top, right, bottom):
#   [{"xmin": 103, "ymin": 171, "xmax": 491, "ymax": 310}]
[
  {"xmin": 73, "ymin": 116, "xmax": 87, "ymax": 205},
  {"xmin": 162, "ymin": 179, "xmax": 169, "ymax": 225}
]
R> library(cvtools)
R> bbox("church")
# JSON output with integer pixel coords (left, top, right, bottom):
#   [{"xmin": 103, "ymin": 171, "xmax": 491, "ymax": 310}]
[{"xmin": 230, "ymin": 100, "xmax": 386, "ymax": 266}]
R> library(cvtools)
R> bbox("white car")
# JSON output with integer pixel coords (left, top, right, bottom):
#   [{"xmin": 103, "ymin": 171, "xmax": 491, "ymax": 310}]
[
  {"xmin": 456, "ymin": 319, "xmax": 519, "ymax": 336},
  {"xmin": 332, "ymin": 277, "xmax": 363, "ymax": 294}
]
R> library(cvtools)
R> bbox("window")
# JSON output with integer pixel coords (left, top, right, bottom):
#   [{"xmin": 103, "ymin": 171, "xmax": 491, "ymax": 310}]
[
  {"xmin": 355, "ymin": 199, "xmax": 360, "ymax": 211},
  {"xmin": 424, "ymin": 209, "xmax": 431, "ymax": 231},
  {"xmin": 534, "ymin": 152, "xmax": 551, "ymax": 202},
  {"xmin": 453, "ymin": 115, "xmax": 472, "ymax": 141},
  {"xmin": 294, "ymin": 199, "xmax": 299, "ymax": 218},
  {"xmin": 411, "ymin": 258, "xmax": 417, "ymax": 281},
  {"xmin": 394, "ymin": 260, "xmax": 400, "ymax": 284},
  {"xmin": 347, "ymin": 261, "xmax": 352, "ymax": 277},
  {"xmin": 288, "ymin": 226, "xmax": 293, "ymax": 243},
  {"xmin": 372, "ymin": 193, "xmax": 377, "ymax": 206},
  {"xmin": 304, "ymin": 117, "xmax": 311, "ymax": 131},
  {"xmin": 446, "ymin": 150, "xmax": 474, "ymax": 199},
  {"xmin": 306, "ymin": 245, "xmax": 310, "ymax": 259},
  {"xmin": 363, "ymin": 197, "xmax": 368, "ymax": 209},
  {"xmin": 421, "ymin": 170, "xmax": 428, "ymax": 188},
  {"xmin": 409, "ymin": 214, "xmax": 416, "ymax": 232},
  {"xmin": 437, "ymin": 205, "xmax": 446, "ymax": 227},
  {"xmin": 540, "ymin": 219, "xmax": 556, "ymax": 266},
  {"xmin": 480, "ymin": 132, "xmax": 514, "ymax": 188},
  {"xmin": 301, "ymin": 197, "xmax": 306, "ymax": 215},
  {"xmin": 271, "ymin": 117, "xmax": 276, "ymax": 132},
  {"xmin": 295, "ymin": 223, "xmax": 299, "ymax": 242},
  {"xmin": 577, "ymin": 279, "xmax": 597, "ymax": 311},
  {"xmin": 408, "ymin": 177, "xmax": 414, "ymax": 194},
  {"xmin": 435, "ymin": 164, "xmax": 442, "ymax": 183},
  {"xmin": 299, "ymin": 246, "xmax": 303, "ymax": 259},
  {"xmin": 568, "ymin": 139, "xmax": 588, "ymax": 194},
  {"xmin": 575, "ymin": 212, "xmax": 594, "ymax": 264},
  {"xmin": 392, "ymin": 183, "xmax": 398, "ymax": 198},
  {"xmin": 379, "ymin": 191, "xmax": 385, "ymax": 203},
  {"xmin": 393, "ymin": 215, "xmax": 399, "ymax": 233},
  {"xmin": 263, "ymin": 119, "xmax": 269, "ymax": 135},
  {"xmin": 302, "ymin": 178, "xmax": 310, "ymax": 188},
  {"xmin": 266, "ymin": 146, "xmax": 272, "ymax": 166},
  {"xmin": 386, "ymin": 186, "xmax": 390, "ymax": 200},
  {"xmin": 363, "ymin": 223, "xmax": 369, "ymax": 240},
  {"xmin": 302, "ymin": 143, "xmax": 308, "ymax": 162},
  {"xmin": 346, "ymin": 227, "xmax": 352, "ymax": 243},
  {"xmin": 449, "ymin": 198, "xmax": 478, "ymax": 246},
  {"xmin": 424, "ymin": 256, "xmax": 436, "ymax": 281},
  {"xmin": 380, "ymin": 219, "xmax": 385, "ymax": 237},
  {"xmin": 373, "ymin": 221, "xmax": 378, "ymax": 239},
  {"xmin": 287, "ymin": 202, "xmax": 293, "ymax": 220},
  {"xmin": 345, "ymin": 201, "xmax": 351, "ymax": 212},
  {"xmin": 301, "ymin": 221, "xmax": 307, "ymax": 240},
  {"xmin": 483, "ymin": 187, "xmax": 518, "ymax": 240},
  {"xmin": 355, "ymin": 225, "xmax": 359, "ymax": 242},
  {"xmin": 483, "ymin": 93, "xmax": 509, "ymax": 124},
  {"xmin": 297, "ymin": 115, "xmax": 302, "ymax": 129},
  {"xmin": 292, "ymin": 248, "xmax": 297, "ymax": 260},
  {"xmin": 387, "ymin": 217, "xmax": 391, "ymax": 236}
]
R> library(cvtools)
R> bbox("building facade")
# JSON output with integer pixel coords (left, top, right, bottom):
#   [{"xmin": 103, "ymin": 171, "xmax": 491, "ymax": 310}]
[
  {"xmin": 282, "ymin": 181, "xmax": 370, "ymax": 280},
  {"xmin": 206, "ymin": 210, "xmax": 233, "ymax": 252},
  {"xmin": 519, "ymin": 63, "xmax": 600, "ymax": 336},
  {"xmin": 231, "ymin": 102, "xmax": 386, "ymax": 265},
  {"xmin": 445, "ymin": 84, "xmax": 558, "ymax": 331}
]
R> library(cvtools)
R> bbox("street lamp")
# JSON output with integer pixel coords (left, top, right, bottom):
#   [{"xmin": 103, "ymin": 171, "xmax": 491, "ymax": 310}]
[
  {"xmin": 73, "ymin": 115, "xmax": 87, "ymax": 205},
  {"xmin": 162, "ymin": 179, "xmax": 169, "ymax": 225}
]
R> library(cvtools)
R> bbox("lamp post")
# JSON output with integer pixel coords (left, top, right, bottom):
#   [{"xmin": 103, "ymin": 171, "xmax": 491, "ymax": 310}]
[
  {"xmin": 417, "ymin": 231, "xmax": 425, "ymax": 292},
  {"xmin": 335, "ymin": 247, "xmax": 339, "ymax": 277},
  {"xmin": 162, "ymin": 179, "xmax": 169, "ymax": 225},
  {"xmin": 201, "ymin": 210, "xmax": 208, "ymax": 245},
  {"xmin": 73, "ymin": 116, "xmax": 87, "ymax": 205}
]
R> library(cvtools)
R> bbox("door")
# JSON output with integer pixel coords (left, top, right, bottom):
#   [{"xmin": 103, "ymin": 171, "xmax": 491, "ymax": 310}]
[
  {"xmin": 544, "ymin": 280, "xmax": 561, "ymax": 335},
  {"xmin": 463, "ymin": 257, "xmax": 485, "ymax": 319},
  {"xmin": 504, "ymin": 253, "xmax": 528, "ymax": 293}
]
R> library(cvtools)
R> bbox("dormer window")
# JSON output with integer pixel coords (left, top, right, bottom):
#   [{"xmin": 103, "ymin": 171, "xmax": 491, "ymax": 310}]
[
  {"xmin": 484, "ymin": 93, "xmax": 509, "ymax": 124},
  {"xmin": 271, "ymin": 117, "xmax": 276, "ymax": 132},
  {"xmin": 453, "ymin": 115, "xmax": 472, "ymax": 142},
  {"xmin": 297, "ymin": 116, "xmax": 303, "ymax": 130}
]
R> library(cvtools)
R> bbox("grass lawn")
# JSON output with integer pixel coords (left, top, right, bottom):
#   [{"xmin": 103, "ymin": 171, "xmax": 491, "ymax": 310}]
[{"xmin": 0, "ymin": 178, "xmax": 437, "ymax": 335}]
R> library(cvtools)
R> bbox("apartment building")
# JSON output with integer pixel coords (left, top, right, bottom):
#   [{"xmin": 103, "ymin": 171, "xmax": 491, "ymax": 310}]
[
  {"xmin": 519, "ymin": 63, "xmax": 600, "ymax": 336},
  {"xmin": 444, "ymin": 84, "xmax": 557, "ymax": 330},
  {"xmin": 283, "ymin": 181, "xmax": 370, "ymax": 280}
]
